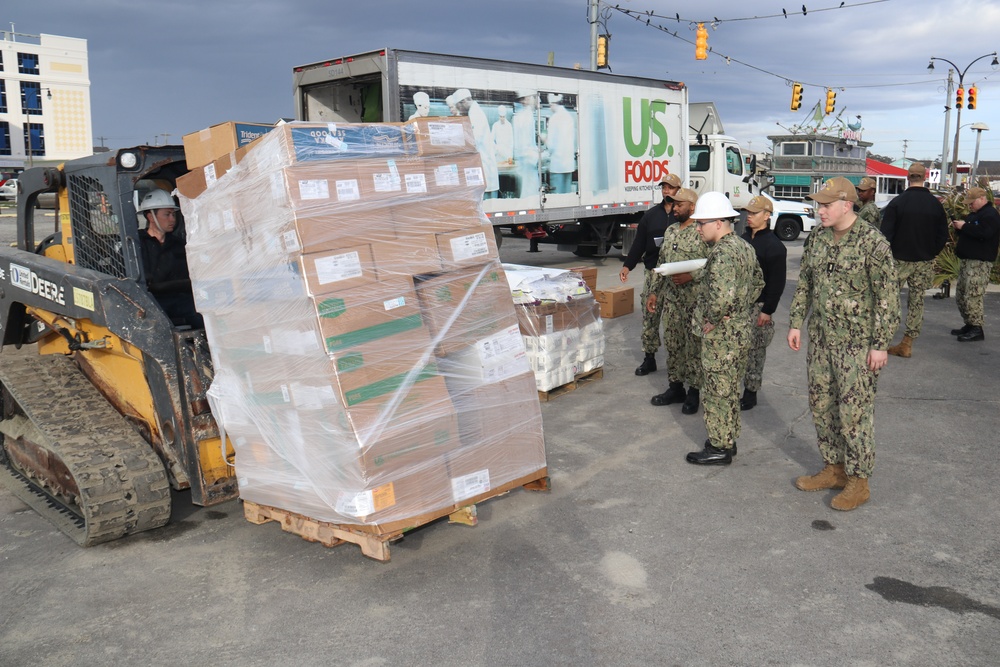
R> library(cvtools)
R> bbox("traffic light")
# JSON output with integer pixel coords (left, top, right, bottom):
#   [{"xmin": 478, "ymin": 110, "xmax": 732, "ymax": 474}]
[
  {"xmin": 968, "ymin": 86, "xmax": 978, "ymax": 110},
  {"xmin": 790, "ymin": 83, "xmax": 803, "ymax": 111},
  {"xmin": 956, "ymin": 87, "xmax": 964, "ymax": 109},
  {"xmin": 695, "ymin": 23, "xmax": 708, "ymax": 60},
  {"xmin": 597, "ymin": 34, "xmax": 610, "ymax": 69},
  {"xmin": 824, "ymin": 88, "xmax": 837, "ymax": 115}
]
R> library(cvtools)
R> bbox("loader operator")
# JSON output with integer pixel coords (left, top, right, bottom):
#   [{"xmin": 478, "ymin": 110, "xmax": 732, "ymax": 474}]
[{"xmin": 137, "ymin": 189, "xmax": 203, "ymax": 328}]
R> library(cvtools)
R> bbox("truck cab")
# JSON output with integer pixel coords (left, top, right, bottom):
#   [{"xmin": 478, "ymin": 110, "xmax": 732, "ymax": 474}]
[{"xmin": 687, "ymin": 134, "xmax": 753, "ymax": 210}]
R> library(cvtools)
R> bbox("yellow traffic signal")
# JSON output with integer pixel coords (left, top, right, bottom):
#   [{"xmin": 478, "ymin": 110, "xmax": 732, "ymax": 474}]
[
  {"xmin": 956, "ymin": 87, "xmax": 964, "ymax": 109},
  {"xmin": 790, "ymin": 83, "xmax": 803, "ymax": 111},
  {"xmin": 695, "ymin": 23, "xmax": 708, "ymax": 60},
  {"xmin": 967, "ymin": 86, "xmax": 978, "ymax": 110},
  {"xmin": 824, "ymin": 88, "xmax": 837, "ymax": 115},
  {"xmin": 597, "ymin": 34, "xmax": 610, "ymax": 69}
]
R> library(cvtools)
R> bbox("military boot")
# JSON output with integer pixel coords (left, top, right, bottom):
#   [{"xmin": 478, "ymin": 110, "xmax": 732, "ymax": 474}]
[
  {"xmin": 651, "ymin": 382, "xmax": 685, "ymax": 406},
  {"xmin": 681, "ymin": 387, "xmax": 700, "ymax": 415},
  {"xmin": 830, "ymin": 477, "xmax": 870, "ymax": 511},
  {"xmin": 635, "ymin": 353, "xmax": 657, "ymax": 376},
  {"xmin": 957, "ymin": 326, "xmax": 985, "ymax": 342},
  {"xmin": 794, "ymin": 463, "xmax": 847, "ymax": 492},
  {"xmin": 950, "ymin": 323, "xmax": 972, "ymax": 336},
  {"xmin": 887, "ymin": 335, "xmax": 913, "ymax": 358},
  {"xmin": 740, "ymin": 390, "xmax": 757, "ymax": 411}
]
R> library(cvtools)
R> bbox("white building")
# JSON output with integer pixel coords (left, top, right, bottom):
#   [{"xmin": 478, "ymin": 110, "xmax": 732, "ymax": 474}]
[{"xmin": 1, "ymin": 29, "xmax": 93, "ymax": 170}]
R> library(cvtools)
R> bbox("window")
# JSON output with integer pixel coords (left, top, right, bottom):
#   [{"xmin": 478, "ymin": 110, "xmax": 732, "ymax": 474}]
[
  {"xmin": 0, "ymin": 122, "xmax": 10, "ymax": 156},
  {"xmin": 21, "ymin": 82, "xmax": 42, "ymax": 115},
  {"xmin": 816, "ymin": 141, "xmax": 836, "ymax": 157},
  {"xmin": 25, "ymin": 122, "xmax": 45, "ymax": 157},
  {"xmin": 690, "ymin": 145, "xmax": 711, "ymax": 172},
  {"xmin": 18, "ymin": 52, "xmax": 40, "ymax": 75},
  {"xmin": 725, "ymin": 146, "xmax": 743, "ymax": 176},
  {"xmin": 0, "ymin": 51, "xmax": 4, "ymax": 72},
  {"xmin": 0, "ymin": 80, "xmax": 6, "ymax": 113},
  {"xmin": 781, "ymin": 142, "xmax": 809, "ymax": 156},
  {"xmin": 773, "ymin": 184, "xmax": 810, "ymax": 200}
]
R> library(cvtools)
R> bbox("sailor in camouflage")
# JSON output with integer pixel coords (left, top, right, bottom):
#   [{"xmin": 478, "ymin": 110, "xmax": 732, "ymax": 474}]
[
  {"xmin": 683, "ymin": 193, "xmax": 764, "ymax": 466},
  {"xmin": 951, "ymin": 187, "xmax": 1000, "ymax": 342},
  {"xmin": 788, "ymin": 177, "xmax": 899, "ymax": 510},
  {"xmin": 646, "ymin": 189, "xmax": 709, "ymax": 414},
  {"xmin": 855, "ymin": 177, "xmax": 881, "ymax": 229}
]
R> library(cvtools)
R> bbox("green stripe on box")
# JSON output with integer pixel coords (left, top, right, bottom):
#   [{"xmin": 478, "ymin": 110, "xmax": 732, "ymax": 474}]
[
  {"xmin": 344, "ymin": 364, "xmax": 438, "ymax": 406},
  {"xmin": 324, "ymin": 314, "xmax": 423, "ymax": 352}
]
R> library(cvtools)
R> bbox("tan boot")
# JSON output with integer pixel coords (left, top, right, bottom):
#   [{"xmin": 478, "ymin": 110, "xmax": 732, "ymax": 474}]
[
  {"xmin": 794, "ymin": 463, "xmax": 848, "ymax": 491},
  {"xmin": 831, "ymin": 476, "xmax": 870, "ymax": 511},
  {"xmin": 887, "ymin": 335, "xmax": 913, "ymax": 358}
]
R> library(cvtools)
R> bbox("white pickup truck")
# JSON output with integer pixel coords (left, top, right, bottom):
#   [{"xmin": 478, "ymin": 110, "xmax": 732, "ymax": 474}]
[{"xmin": 763, "ymin": 192, "xmax": 816, "ymax": 242}]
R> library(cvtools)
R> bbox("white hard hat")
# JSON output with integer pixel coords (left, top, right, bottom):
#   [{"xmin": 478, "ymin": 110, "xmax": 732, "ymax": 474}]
[
  {"xmin": 689, "ymin": 191, "xmax": 739, "ymax": 220},
  {"xmin": 138, "ymin": 189, "xmax": 179, "ymax": 212}
]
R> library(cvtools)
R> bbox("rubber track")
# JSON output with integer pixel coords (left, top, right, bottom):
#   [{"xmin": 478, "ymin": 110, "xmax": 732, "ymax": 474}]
[{"xmin": 0, "ymin": 348, "xmax": 171, "ymax": 545}]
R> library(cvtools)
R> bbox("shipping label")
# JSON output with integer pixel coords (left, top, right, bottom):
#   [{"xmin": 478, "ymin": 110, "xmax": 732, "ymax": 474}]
[
  {"xmin": 314, "ymin": 251, "xmax": 363, "ymax": 285},
  {"xmin": 452, "ymin": 469, "xmax": 491, "ymax": 502},
  {"xmin": 299, "ymin": 179, "xmax": 331, "ymax": 200},
  {"xmin": 449, "ymin": 232, "xmax": 489, "ymax": 261}
]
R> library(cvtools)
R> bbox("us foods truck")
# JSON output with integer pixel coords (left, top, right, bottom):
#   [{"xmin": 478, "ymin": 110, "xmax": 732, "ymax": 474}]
[{"xmin": 292, "ymin": 48, "xmax": 760, "ymax": 256}]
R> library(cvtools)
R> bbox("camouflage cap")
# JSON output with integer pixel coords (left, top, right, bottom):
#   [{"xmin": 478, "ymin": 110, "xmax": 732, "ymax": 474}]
[
  {"xmin": 963, "ymin": 187, "xmax": 988, "ymax": 203},
  {"xmin": 808, "ymin": 177, "xmax": 859, "ymax": 204},
  {"xmin": 658, "ymin": 173, "xmax": 683, "ymax": 188},
  {"xmin": 671, "ymin": 187, "xmax": 698, "ymax": 204},
  {"xmin": 857, "ymin": 177, "xmax": 877, "ymax": 191},
  {"xmin": 745, "ymin": 195, "xmax": 773, "ymax": 213}
]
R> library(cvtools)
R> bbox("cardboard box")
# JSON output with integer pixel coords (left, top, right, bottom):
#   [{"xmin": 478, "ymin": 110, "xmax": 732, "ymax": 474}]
[
  {"xmin": 372, "ymin": 234, "xmax": 444, "ymax": 277},
  {"xmin": 595, "ymin": 286, "xmax": 634, "ymax": 318},
  {"xmin": 312, "ymin": 276, "xmax": 424, "ymax": 352},
  {"xmin": 391, "ymin": 199, "xmax": 485, "ymax": 236},
  {"xmin": 334, "ymin": 462, "xmax": 454, "ymax": 524},
  {"xmin": 277, "ymin": 123, "xmax": 414, "ymax": 163},
  {"xmin": 360, "ymin": 410, "xmax": 462, "ymax": 479},
  {"xmin": 567, "ymin": 266, "xmax": 598, "ymax": 293},
  {"xmin": 516, "ymin": 299, "xmax": 598, "ymax": 336},
  {"xmin": 444, "ymin": 425, "xmax": 547, "ymax": 504},
  {"xmin": 299, "ymin": 244, "xmax": 379, "ymax": 296},
  {"xmin": 183, "ymin": 121, "xmax": 274, "ymax": 170},
  {"xmin": 284, "ymin": 211, "xmax": 397, "ymax": 256},
  {"xmin": 403, "ymin": 117, "xmax": 477, "ymax": 156},
  {"xmin": 415, "ymin": 265, "xmax": 513, "ymax": 355},
  {"xmin": 436, "ymin": 226, "xmax": 498, "ymax": 270}
]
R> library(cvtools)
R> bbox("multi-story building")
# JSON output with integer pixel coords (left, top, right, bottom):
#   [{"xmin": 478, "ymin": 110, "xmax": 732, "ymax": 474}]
[
  {"xmin": 1, "ymin": 30, "xmax": 93, "ymax": 170},
  {"xmin": 767, "ymin": 130, "xmax": 873, "ymax": 201}
]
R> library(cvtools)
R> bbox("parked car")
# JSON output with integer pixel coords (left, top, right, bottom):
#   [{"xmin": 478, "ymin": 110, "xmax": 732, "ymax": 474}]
[{"xmin": 0, "ymin": 179, "xmax": 18, "ymax": 201}]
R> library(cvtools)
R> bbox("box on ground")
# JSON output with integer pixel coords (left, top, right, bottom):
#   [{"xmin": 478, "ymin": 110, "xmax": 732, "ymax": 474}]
[{"xmin": 595, "ymin": 286, "xmax": 634, "ymax": 318}]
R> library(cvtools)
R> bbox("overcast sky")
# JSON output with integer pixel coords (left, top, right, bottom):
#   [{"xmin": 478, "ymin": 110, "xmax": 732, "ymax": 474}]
[{"xmin": 7, "ymin": 0, "xmax": 1000, "ymax": 163}]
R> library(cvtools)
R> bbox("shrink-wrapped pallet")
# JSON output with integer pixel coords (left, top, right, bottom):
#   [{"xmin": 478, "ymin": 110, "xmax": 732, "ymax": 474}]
[{"xmin": 177, "ymin": 118, "xmax": 545, "ymax": 528}]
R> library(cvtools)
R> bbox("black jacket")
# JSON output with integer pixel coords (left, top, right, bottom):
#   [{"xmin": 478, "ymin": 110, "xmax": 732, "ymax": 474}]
[
  {"xmin": 880, "ymin": 186, "xmax": 949, "ymax": 261},
  {"xmin": 742, "ymin": 226, "xmax": 787, "ymax": 315},
  {"xmin": 622, "ymin": 201, "xmax": 673, "ymax": 271},
  {"xmin": 956, "ymin": 201, "xmax": 1000, "ymax": 262}
]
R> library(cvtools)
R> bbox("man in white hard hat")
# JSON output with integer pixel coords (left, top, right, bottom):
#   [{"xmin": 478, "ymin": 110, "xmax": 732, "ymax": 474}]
[
  {"xmin": 137, "ymin": 189, "xmax": 201, "ymax": 328},
  {"xmin": 684, "ymin": 192, "xmax": 763, "ymax": 465},
  {"xmin": 788, "ymin": 177, "xmax": 899, "ymax": 510}
]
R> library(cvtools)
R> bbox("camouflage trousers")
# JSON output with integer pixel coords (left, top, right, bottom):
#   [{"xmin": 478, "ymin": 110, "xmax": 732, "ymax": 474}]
[
  {"xmin": 806, "ymin": 343, "xmax": 880, "ymax": 478},
  {"xmin": 640, "ymin": 269, "xmax": 665, "ymax": 354},
  {"xmin": 895, "ymin": 260, "xmax": 935, "ymax": 338},
  {"xmin": 743, "ymin": 303, "xmax": 774, "ymax": 393},
  {"xmin": 702, "ymin": 323, "xmax": 751, "ymax": 448},
  {"xmin": 957, "ymin": 259, "xmax": 993, "ymax": 327},
  {"xmin": 662, "ymin": 297, "xmax": 702, "ymax": 387}
]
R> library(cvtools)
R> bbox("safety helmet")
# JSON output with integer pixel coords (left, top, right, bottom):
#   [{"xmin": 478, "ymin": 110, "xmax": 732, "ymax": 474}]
[
  {"xmin": 689, "ymin": 191, "xmax": 739, "ymax": 220},
  {"xmin": 137, "ymin": 189, "xmax": 179, "ymax": 213}
]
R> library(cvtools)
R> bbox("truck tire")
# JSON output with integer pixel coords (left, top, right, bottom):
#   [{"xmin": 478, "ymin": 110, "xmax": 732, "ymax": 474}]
[{"xmin": 775, "ymin": 216, "xmax": 801, "ymax": 242}]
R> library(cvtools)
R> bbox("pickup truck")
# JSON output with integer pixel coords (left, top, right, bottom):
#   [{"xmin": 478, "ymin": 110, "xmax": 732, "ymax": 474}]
[{"xmin": 763, "ymin": 192, "xmax": 816, "ymax": 242}]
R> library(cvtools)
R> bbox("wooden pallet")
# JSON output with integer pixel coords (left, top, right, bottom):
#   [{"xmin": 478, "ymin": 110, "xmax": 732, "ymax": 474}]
[
  {"xmin": 242, "ymin": 468, "xmax": 550, "ymax": 562},
  {"xmin": 538, "ymin": 367, "xmax": 604, "ymax": 402}
]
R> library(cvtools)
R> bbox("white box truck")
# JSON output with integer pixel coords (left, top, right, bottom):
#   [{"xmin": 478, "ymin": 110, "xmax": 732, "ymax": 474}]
[{"xmin": 292, "ymin": 48, "xmax": 758, "ymax": 255}]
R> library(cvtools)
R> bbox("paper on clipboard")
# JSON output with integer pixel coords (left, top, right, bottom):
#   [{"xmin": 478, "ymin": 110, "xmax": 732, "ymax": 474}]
[{"xmin": 652, "ymin": 258, "xmax": 707, "ymax": 276}]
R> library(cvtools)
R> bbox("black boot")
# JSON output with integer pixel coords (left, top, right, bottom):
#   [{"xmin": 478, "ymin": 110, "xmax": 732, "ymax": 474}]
[
  {"xmin": 681, "ymin": 387, "xmax": 700, "ymax": 415},
  {"xmin": 740, "ymin": 390, "xmax": 757, "ymax": 411},
  {"xmin": 635, "ymin": 353, "xmax": 657, "ymax": 376},
  {"xmin": 951, "ymin": 323, "xmax": 973, "ymax": 336},
  {"xmin": 651, "ymin": 382, "xmax": 685, "ymax": 406},
  {"xmin": 686, "ymin": 440, "xmax": 733, "ymax": 465},
  {"xmin": 957, "ymin": 326, "xmax": 985, "ymax": 342}
]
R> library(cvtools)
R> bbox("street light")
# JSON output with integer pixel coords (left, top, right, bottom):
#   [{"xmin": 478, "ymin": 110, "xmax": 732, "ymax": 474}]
[
  {"xmin": 24, "ymin": 87, "xmax": 52, "ymax": 168},
  {"xmin": 928, "ymin": 52, "xmax": 999, "ymax": 186},
  {"xmin": 970, "ymin": 122, "xmax": 989, "ymax": 185}
]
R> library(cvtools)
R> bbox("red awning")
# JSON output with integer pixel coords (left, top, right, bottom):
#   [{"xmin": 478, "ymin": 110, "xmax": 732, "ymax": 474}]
[{"xmin": 867, "ymin": 158, "xmax": 909, "ymax": 177}]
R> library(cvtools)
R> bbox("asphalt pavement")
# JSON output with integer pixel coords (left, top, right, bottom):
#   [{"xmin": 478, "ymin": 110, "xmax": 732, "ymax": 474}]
[{"xmin": 1, "ymin": 231, "xmax": 999, "ymax": 666}]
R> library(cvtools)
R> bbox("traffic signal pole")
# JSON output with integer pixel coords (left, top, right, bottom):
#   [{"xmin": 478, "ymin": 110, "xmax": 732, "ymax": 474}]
[
  {"xmin": 939, "ymin": 69, "xmax": 953, "ymax": 187},
  {"xmin": 589, "ymin": 0, "xmax": 598, "ymax": 71}
]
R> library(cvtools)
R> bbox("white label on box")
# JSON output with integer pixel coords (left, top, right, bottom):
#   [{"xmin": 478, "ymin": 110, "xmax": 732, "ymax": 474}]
[
  {"xmin": 404, "ymin": 173, "xmax": 427, "ymax": 193},
  {"xmin": 372, "ymin": 171, "xmax": 402, "ymax": 193},
  {"xmin": 335, "ymin": 179, "xmax": 361, "ymax": 201},
  {"xmin": 299, "ymin": 179, "xmax": 330, "ymax": 201},
  {"xmin": 449, "ymin": 232, "xmax": 489, "ymax": 261},
  {"xmin": 464, "ymin": 167, "xmax": 485, "ymax": 186},
  {"xmin": 279, "ymin": 384, "xmax": 291, "ymax": 403},
  {"xmin": 282, "ymin": 230, "xmax": 301, "ymax": 253},
  {"xmin": 314, "ymin": 251, "xmax": 363, "ymax": 285},
  {"xmin": 337, "ymin": 489, "xmax": 375, "ymax": 517},
  {"xmin": 291, "ymin": 383, "xmax": 335, "ymax": 410},
  {"xmin": 222, "ymin": 209, "xmax": 236, "ymax": 230},
  {"xmin": 434, "ymin": 164, "xmax": 461, "ymax": 187},
  {"xmin": 427, "ymin": 122, "xmax": 466, "ymax": 147},
  {"xmin": 262, "ymin": 335, "xmax": 273, "ymax": 354},
  {"xmin": 203, "ymin": 163, "xmax": 217, "ymax": 187},
  {"xmin": 545, "ymin": 314, "xmax": 554, "ymax": 335},
  {"xmin": 452, "ymin": 469, "xmax": 491, "ymax": 502},
  {"xmin": 478, "ymin": 324, "xmax": 526, "ymax": 364},
  {"xmin": 383, "ymin": 296, "xmax": 406, "ymax": 311}
]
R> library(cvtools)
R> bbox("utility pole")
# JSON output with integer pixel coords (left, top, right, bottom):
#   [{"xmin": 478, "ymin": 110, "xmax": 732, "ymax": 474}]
[
  {"xmin": 589, "ymin": 0, "xmax": 599, "ymax": 71},
  {"xmin": 939, "ymin": 69, "xmax": 953, "ymax": 187}
]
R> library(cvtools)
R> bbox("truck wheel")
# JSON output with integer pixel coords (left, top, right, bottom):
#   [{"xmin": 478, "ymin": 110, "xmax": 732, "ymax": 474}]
[{"xmin": 775, "ymin": 217, "xmax": 801, "ymax": 242}]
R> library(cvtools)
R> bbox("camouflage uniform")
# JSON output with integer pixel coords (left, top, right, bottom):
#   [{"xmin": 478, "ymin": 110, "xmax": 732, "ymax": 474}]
[
  {"xmin": 956, "ymin": 260, "xmax": 993, "ymax": 326},
  {"xmin": 695, "ymin": 234, "xmax": 764, "ymax": 448},
  {"xmin": 856, "ymin": 200, "xmax": 882, "ymax": 229},
  {"xmin": 789, "ymin": 222, "xmax": 899, "ymax": 478},
  {"xmin": 640, "ymin": 269, "xmax": 665, "ymax": 354},
  {"xmin": 744, "ymin": 303, "xmax": 774, "ymax": 393},
  {"xmin": 894, "ymin": 260, "xmax": 936, "ymax": 337},
  {"xmin": 650, "ymin": 223, "xmax": 709, "ymax": 388}
]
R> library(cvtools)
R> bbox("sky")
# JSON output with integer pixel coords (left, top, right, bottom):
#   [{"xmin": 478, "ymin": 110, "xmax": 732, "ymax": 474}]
[{"xmin": 7, "ymin": 0, "xmax": 1000, "ymax": 165}]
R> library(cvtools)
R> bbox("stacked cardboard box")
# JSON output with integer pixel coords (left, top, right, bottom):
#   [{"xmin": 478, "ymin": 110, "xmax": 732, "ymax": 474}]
[
  {"xmin": 503, "ymin": 265, "xmax": 606, "ymax": 391},
  {"xmin": 178, "ymin": 118, "xmax": 545, "ymax": 527}
]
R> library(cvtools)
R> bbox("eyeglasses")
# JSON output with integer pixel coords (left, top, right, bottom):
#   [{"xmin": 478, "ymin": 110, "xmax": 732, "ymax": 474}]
[{"xmin": 694, "ymin": 219, "xmax": 720, "ymax": 227}]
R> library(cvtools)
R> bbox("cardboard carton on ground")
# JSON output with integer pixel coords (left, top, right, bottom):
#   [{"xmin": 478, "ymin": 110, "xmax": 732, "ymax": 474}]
[{"xmin": 595, "ymin": 286, "xmax": 634, "ymax": 318}]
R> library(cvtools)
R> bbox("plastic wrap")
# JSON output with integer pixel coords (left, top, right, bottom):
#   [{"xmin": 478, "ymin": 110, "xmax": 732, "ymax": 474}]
[
  {"xmin": 504, "ymin": 265, "xmax": 605, "ymax": 391},
  {"xmin": 177, "ymin": 118, "xmax": 545, "ymax": 527}
]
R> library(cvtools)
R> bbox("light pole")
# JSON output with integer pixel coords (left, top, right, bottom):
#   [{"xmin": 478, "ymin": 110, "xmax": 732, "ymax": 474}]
[
  {"xmin": 969, "ymin": 122, "xmax": 989, "ymax": 185},
  {"xmin": 928, "ymin": 52, "xmax": 999, "ymax": 186},
  {"xmin": 24, "ymin": 87, "xmax": 52, "ymax": 169}
]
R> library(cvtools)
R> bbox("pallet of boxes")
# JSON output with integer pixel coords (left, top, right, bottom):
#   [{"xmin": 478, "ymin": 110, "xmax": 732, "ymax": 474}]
[
  {"xmin": 176, "ymin": 117, "xmax": 548, "ymax": 561},
  {"xmin": 503, "ymin": 265, "xmax": 606, "ymax": 400}
]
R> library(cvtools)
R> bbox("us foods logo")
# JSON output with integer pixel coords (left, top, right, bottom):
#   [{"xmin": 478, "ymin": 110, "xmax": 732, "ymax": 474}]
[{"xmin": 623, "ymin": 98, "xmax": 676, "ymax": 183}]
